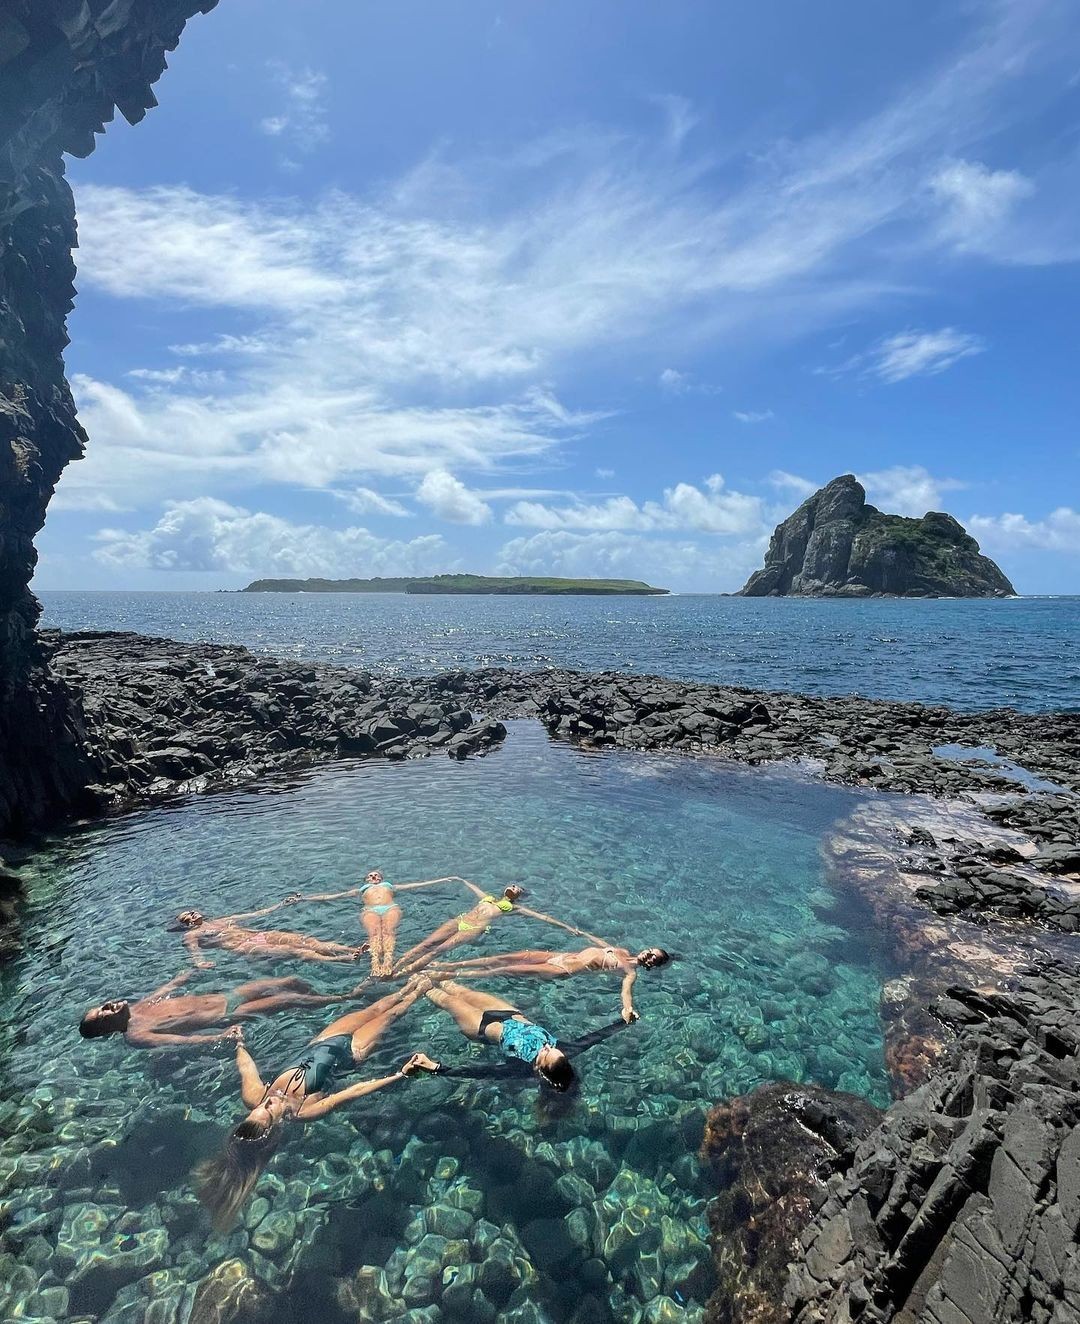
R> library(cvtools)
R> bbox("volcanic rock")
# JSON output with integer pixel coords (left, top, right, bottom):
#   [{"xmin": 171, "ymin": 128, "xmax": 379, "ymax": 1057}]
[{"xmin": 740, "ymin": 475, "xmax": 1015, "ymax": 598}]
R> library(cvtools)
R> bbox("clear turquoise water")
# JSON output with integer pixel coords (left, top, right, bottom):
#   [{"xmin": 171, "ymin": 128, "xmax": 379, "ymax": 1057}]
[
  {"xmin": 37, "ymin": 589, "xmax": 1080, "ymax": 713},
  {"xmin": 0, "ymin": 725, "xmax": 889, "ymax": 1323}
]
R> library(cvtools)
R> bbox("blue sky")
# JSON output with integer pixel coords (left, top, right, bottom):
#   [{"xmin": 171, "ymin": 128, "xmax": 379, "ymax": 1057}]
[{"xmin": 36, "ymin": 0, "xmax": 1080, "ymax": 593}]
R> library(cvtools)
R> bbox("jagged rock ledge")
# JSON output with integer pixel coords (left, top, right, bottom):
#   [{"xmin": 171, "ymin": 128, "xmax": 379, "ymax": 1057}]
[
  {"xmin": 702, "ymin": 961, "xmax": 1080, "ymax": 1324},
  {"xmin": 40, "ymin": 630, "xmax": 508, "ymax": 815},
  {"xmin": 27, "ymin": 636, "xmax": 1080, "ymax": 938}
]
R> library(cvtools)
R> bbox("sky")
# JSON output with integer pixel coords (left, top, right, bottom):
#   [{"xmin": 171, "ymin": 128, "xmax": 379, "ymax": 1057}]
[{"xmin": 35, "ymin": 0, "xmax": 1080, "ymax": 593}]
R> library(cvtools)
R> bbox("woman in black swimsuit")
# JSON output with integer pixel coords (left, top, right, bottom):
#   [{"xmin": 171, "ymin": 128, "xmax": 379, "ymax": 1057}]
[{"xmin": 194, "ymin": 976, "xmax": 438, "ymax": 1228}]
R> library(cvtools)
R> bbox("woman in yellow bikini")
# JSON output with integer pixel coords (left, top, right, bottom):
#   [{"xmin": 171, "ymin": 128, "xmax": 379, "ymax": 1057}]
[
  {"xmin": 430, "ymin": 944, "xmax": 672, "ymax": 1023},
  {"xmin": 393, "ymin": 879, "xmax": 588, "ymax": 977}
]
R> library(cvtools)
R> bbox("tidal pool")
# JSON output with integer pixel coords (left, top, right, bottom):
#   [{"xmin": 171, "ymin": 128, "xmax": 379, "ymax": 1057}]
[{"xmin": 0, "ymin": 724, "xmax": 891, "ymax": 1323}]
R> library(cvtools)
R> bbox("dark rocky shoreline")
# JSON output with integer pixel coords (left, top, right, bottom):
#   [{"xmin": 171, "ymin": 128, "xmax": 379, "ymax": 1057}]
[{"xmin": 6, "ymin": 630, "xmax": 1080, "ymax": 1324}]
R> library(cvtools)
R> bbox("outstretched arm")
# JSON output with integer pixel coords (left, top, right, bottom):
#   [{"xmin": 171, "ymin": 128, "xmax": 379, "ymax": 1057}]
[
  {"xmin": 299, "ymin": 1054, "xmax": 438, "ymax": 1118},
  {"xmin": 619, "ymin": 969, "xmax": 639, "ymax": 1023},
  {"xmin": 127, "ymin": 1027, "xmax": 233, "ymax": 1049},
  {"xmin": 288, "ymin": 887, "xmax": 360, "ymax": 903},
  {"xmin": 183, "ymin": 930, "xmax": 212, "ymax": 970},
  {"xmin": 220, "ymin": 901, "xmax": 292, "ymax": 923},
  {"xmin": 515, "ymin": 905, "xmax": 609, "ymax": 947},
  {"xmin": 395, "ymin": 875, "xmax": 472, "ymax": 892},
  {"xmin": 235, "ymin": 1041, "xmax": 266, "ymax": 1108},
  {"xmin": 146, "ymin": 969, "xmax": 194, "ymax": 1001},
  {"xmin": 560, "ymin": 1018, "xmax": 634, "ymax": 1057}
]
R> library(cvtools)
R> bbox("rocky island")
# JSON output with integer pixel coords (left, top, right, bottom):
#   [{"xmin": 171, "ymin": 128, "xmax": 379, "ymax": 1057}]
[
  {"xmin": 740, "ymin": 475, "xmax": 1016, "ymax": 598},
  {"xmin": 242, "ymin": 574, "xmax": 669, "ymax": 595}
]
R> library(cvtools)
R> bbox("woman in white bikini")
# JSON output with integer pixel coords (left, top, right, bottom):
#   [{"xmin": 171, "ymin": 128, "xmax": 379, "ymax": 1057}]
[
  {"xmin": 169, "ymin": 905, "xmax": 368, "ymax": 969},
  {"xmin": 430, "ymin": 944, "xmax": 671, "ymax": 1023}
]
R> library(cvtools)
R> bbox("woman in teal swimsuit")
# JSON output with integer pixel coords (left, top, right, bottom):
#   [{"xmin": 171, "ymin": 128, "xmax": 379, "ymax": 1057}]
[
  {"xmin": 293, "ymin": 872, "xmax": 464, "ymax": 979},
  {"xmin": 194, "ymin": 976, "xmax": 438, "ymax": 1228},
  {"xmin": 417, "ymin": 977, "xmax": 582, "ymax": 1091}
]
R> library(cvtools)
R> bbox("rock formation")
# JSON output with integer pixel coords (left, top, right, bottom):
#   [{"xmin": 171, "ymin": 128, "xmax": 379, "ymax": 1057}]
[
  {"xmin": 740, "ymin": 475, "xmax": 1016, "ymax": 598},
  {"xmin": 0, "ymin": 1, "xmax": 218, "ymax": 836}
]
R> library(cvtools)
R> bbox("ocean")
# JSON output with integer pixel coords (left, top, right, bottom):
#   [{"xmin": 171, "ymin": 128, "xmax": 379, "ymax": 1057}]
[{"xmin": 38, "ymin": 589, "xmax": 1080, "ymax": 713}]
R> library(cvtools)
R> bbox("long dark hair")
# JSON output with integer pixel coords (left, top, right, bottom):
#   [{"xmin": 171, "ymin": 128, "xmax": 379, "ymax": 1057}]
[{"xmin": 193, "ymin": 1119, "xmax": 283, "ymax": 1232}]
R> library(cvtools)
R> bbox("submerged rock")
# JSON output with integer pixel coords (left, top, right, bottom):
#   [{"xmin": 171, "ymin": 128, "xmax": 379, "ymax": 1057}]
[{"xmin": 700, "ymin": 1082, "xmax": 881, "ymax": 1324}]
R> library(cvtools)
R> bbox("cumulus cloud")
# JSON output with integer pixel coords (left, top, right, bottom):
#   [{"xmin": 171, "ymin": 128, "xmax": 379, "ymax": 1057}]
[
  {"xmin": 859, "ymin": 465, "xmax": 967, "ymax": 516},
  {"xmin": 415, "ymin": 470, "xmax": 493, "ymax": 525},
  {"xmin": 967, "ymin": 508, "xmax": 1080, "ymax": 553},
  {"xmin": 92, "ymin": 498, "xmax": 449, "ymax": 575},
  {"xmin": 504, "ymin": 474, "xmax": 766, "ymax": 536},
  {"xmin": 732, "ymin": 409, "xmax": 773, "ymax": 424}
]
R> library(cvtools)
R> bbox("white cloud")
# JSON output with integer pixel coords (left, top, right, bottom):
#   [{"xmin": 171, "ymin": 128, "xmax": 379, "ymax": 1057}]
[
  {"xmin": 92, "ymin": 498, "xmax": 449, "ymax": 575},
  {"xmin": 63, "ymin": 4, "xmax": 1080, "ymax": 518},
  {"xmin": 659, "ymin": 367, "xmax": 720, "ymax": 396},
  {"xmin": 859, "ymin": 465, "xmax": 967, "ymax": 516},
  {"xmin": 967, "ymin": 508, "xmax": 1080, "ymax": 553},
  {"xmin": 61, "ymin": 371, "xmax": 574, "ymax": 511},
  {"xmin": 595, "ymin": 467, "xmax": 615, "ymax": 480},
  {"xmin": 505, "ymin": 473, "xmax": 766, "ymax": 536},
  {"xmin": 495, "ymin": 530, "xmax": 765, "ymax": 592},
  {"xmin": 823, "ymin": 327, "xmax": 986, "ymax": 384},
  {"xmin": 659, "ymin": 368, "xmax": 691, "ymax": 395},
  {"xmin": 260, "ymin": 63, "xmax": 330, "ymax": 157},
  {"xmin": 336, "ymin": 487, "xmax": 411, "ymax": 518},
  {"xmin": 768, "ymin": 470, "xmax": 819, "ymax": 500},
  {"xmin": 872, "ymin": 328, "xmax": 986, "ymax": 382},
  {"xmin": 931, "ymin": 158, "xmax": 1034, "ymax": 250},
  {"xmin": 415, "ymin": 470, "xmax": 493, "ymax": 525},
  {"xmin": 649, "ymin": 93, "xmax": 700, "ymax": 150},
  {"xmin": 732, "ymin": 409, "xmax": 774, "ymax": 424}
]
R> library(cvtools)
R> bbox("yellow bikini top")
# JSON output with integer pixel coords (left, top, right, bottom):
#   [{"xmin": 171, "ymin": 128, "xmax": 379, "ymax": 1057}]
[{"xmin": 481, "ymin": 894, "xmax": 514, "ymax": 913}]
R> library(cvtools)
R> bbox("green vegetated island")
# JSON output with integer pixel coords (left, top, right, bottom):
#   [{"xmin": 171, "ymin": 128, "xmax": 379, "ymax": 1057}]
[{"xmin": 242, "ymin": 574, "xmax": 670, "ymax": 596}]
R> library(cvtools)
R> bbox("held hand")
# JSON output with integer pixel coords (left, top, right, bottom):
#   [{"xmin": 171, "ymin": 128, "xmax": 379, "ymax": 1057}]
[
  {"xmin": 622, "ymin": 1008, "xmax": 640, "ymax": 1024},
  {"xmin": 401, "ymin": 1052, "xmax": 440, "ymax": 1075}
]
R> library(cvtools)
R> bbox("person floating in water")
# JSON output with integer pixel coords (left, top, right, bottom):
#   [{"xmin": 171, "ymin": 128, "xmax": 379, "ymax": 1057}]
[
  {"xmin": 416, "ymin": 975, "xmax": 630, "ymax": 1091},
  {"xmin": 393, "ymin": 879, "xmax": 589, "ymax": 977},
  {"xmin": 194, "ymin": 977, "xmax": 439, "ymax": 1229},
  {"xmin": 293, "ymin": 873, "xmax": 464, "ymax": 979},
  {"xmin": 78, "ymin": 971, "xmax": 350, "ymax": 1048},
  {"xmin": 169, "ymin": 905, "xmax": 368, "ymax": 970},
  {"xmin": 431, "ymin": 944, "xmax": 672, "ymax": 1023}
]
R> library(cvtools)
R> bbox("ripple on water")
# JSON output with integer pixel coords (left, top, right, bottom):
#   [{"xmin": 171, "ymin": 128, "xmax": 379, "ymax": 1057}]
[
  {"xmin": 37, "ymin": 590, "xmax": 1080, "ymax": 712},
  {"xmin": 0, "ymin": 725, "xmax": 891, "ymax": 1323}
]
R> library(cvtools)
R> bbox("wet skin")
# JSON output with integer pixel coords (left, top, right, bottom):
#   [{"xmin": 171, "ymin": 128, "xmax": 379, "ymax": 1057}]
[{"xmin": 82, "ymin": 972, "xmax": 349, "ymax": 1049}]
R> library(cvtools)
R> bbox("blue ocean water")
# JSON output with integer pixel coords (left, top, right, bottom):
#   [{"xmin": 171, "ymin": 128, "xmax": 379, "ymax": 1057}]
[
  {"xmin": 38, "ymin": 590, "xmax": 1080, "ymax": 712},
  {"xmin": 0, "ymin": 725, "xmax": 888, "ymax": 1323}
]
